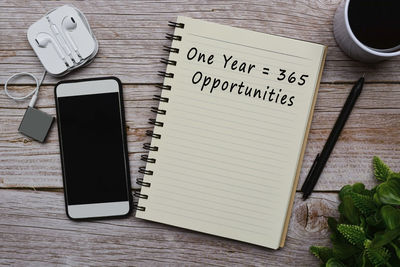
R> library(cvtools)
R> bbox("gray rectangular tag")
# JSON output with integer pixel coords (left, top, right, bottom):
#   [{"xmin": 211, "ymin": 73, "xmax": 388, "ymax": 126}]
[{"xmin": 18, "ymin": 107, "xmax": 54, "ymax": 143}]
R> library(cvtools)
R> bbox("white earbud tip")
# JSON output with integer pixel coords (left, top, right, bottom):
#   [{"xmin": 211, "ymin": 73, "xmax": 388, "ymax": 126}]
[{"xmin": 64, "ymin": 16, "xmax": 77, "ymax": 30}]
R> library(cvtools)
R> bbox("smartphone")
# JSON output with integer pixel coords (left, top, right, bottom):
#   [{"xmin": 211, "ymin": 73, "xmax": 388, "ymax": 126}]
[{"xmin": 55, "ymin": 77, "xmax": 132, "ymax": 219}]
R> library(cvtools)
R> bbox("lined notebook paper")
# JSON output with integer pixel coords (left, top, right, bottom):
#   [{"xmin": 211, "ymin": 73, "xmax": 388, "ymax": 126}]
[{"xmin": 136, "ymin": 16, "xmax": 327, "ymax": 249}]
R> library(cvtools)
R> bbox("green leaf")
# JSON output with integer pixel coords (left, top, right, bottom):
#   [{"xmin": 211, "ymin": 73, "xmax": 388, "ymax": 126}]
[
  {"xmin": 337, "ymin": 224, "xmax": 366, "ymax": 248},
  {"xmin": 371, "ymin": 228, "xmax": 400, "ymax": 247},
  {"xmin": 342, "ymin": 195, "xmax": 360, "ymax": 225},
  {"xmin": 333, "ymin": 241, "xmax": 359, "ymax": 260},
  {"xmin": 381, "ymin": 206, "xmax": 400, "ymax": 230},
  {"xmin": 309, "ymin": 158, "xmax": 400, "ymax": 267},
  {"xmin": 328, "ymin": 217, "xmax": 342, "ymax": 243},
  {"xmin": 325, "ymin": 258, "xmax": 346, "ymax": 267},
  {"xmin": 374, "ymin": 192, "xmax": 383, "ymax": 206},
  {"xmin": 359, "ymin": 251, "xmax": 370, "ymax": 267},
  {"xmin": 389, "ymin": 242, "xmax": 400, "ymax": 259},
  {"xmin": 389, "ymin": 172, "xmax": 400, "ymax": 180},
  {"xmin": 373, "ymin": 156, "xmax": 392, "ymax": 182},
  {"xmin": 366, "ymin": 212, "xmax": 384, "ymax": 228},
  {"xmin": 328, "ymin": 217, "xmax": 338, "ymax": 232},
  {"xmin": 338, "ymin": 203, "xmax": 344, "ymax": 215},
  {"xmin": 353, "ymin": 183, "xmax": 374, "ymax": 196},
  {"xmin": 353, "ymin": 183, "xmax": 366, "ymax": 193},
  {"xmin": 339, "ymin": 185, "xmax": 353, "ymax": 201},
  {"xmin": 364, "ymin": 239, "xmax": 391, "ymax": 266},
  {"xmin": 376, "ymin": 178, "xmax": 400, "ymax": 205},
  {"xmin": 310, "ymin": 246, "xmax": 334, "ymax": 263},
  {"xmin": 350, "ymin": 192, "xmax": 377, "ymax": 216},
  {"xmin": 360, "ymin": 216, "xmax": 367, "ymax": 229}
]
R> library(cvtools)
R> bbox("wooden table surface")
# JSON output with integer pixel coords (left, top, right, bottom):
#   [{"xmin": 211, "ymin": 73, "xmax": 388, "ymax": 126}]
[{"xmin": 1, "ymin": 0, "xmax": 399, "ymax": 266}]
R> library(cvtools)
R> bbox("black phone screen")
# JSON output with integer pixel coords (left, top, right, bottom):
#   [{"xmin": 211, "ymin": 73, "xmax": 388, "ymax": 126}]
[{"xmin": 57, "ymin": 90, "xmax": 130, "ymax": 205}]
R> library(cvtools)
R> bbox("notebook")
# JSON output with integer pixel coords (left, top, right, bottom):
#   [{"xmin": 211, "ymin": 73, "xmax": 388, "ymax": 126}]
[{"xmin": 135, "ymin": 16, "xmax": 327, "ymax": 249}]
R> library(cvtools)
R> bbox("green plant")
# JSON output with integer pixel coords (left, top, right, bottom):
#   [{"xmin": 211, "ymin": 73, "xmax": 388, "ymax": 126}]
[{"xmin": 310, "ymin": 157, "xmax": 400, "ymax": 267}]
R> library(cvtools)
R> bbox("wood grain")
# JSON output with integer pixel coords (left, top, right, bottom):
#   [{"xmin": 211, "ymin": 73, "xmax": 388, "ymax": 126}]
[
  {"xmin": 0, "ymin": 0, "xmax": 399, "ymax": 265},
  {"xmin": 0, "ymin": 189, "xmax": 339, "ymax": 266},
  {"xmin": 1, "ymin": 84, "xmax": 399, "ymax": 189},
  {"xmin": 1, "ymin": 0, "xmax": 400, "ymax": 84}
]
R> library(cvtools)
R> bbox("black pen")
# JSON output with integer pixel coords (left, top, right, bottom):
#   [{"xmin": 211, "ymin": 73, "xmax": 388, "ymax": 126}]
[{"xmin": 301, "ymin": 76, "xmax": 365, "ymax": 200}]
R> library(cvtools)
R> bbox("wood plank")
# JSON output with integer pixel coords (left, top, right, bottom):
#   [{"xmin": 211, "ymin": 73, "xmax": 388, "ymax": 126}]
[
  {"xmin": 0, "ymin": 189, "xmax": 339, "ymax": 266},
  {"xmin": 1, "ymin": 83, "xmax": 399, "ymax": 189},
  {"xmin": 1, "ymin": 0, "xmax": 400, "ymax": 83}
]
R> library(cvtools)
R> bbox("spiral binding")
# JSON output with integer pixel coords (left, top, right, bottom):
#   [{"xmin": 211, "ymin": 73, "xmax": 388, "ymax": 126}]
[
  {"xmin": 163, "ymin": 46, "xmax": 179, "ymax": 53},
  {"xmin": 134, "ymin": 21, "xmax": 184, "ymax": 212},
  {"xmin": 146, "ymin": 130, "xmax": 161, "ymax": 139},
  {"xmin": 158, "ymin": 71, "xmax": 174, "ymax": 78},
  {"xmin": 156, "ymin": 84, "xmax": 171, "ymax": 91},
  {"xmin": 151, "ymin": 106, "xmax": 166, "ymax": 115},
  {"xmin": 152, "ymin": 95, "xmax": 169, "ymax": 103},
  {"xmin": 168, "ymin": 21, "xmax": 185, "ymax": 29},
  {"xmin": 148, "ymin": 119, "xmax": 164, "ymax": 127},
  {"xmin": 165, "ymin": 33, "xmax": 182, "ymax": 41},
  {"xmin": 160, "ymin": 58, "xmax": 177, "ymax": 66}
]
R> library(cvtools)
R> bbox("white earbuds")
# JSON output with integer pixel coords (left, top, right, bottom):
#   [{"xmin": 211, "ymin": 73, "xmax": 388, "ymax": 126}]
[
  {"xmin": 62, "ymin": 16, "xmax": 81, "ymax": 58},
  {"xmin": 35, "ymin": 15, "xmax": 82, "ymax": 65},
  {"xmin": 26, "ymin": 5, "xmax": 98, "ymax": 76},
  {"xmin": 35, "ymin": 33, "xmax": 69, "ymax": 66},
  {"xmin": 47, "ymin": 16, "xmax": 74, "ymax": 63}
]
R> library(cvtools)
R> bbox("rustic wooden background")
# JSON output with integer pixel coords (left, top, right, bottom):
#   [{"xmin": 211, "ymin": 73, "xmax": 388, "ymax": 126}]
[{"xmin": 1, "ymin": 0, "xmax": 399, "ymax": 266}]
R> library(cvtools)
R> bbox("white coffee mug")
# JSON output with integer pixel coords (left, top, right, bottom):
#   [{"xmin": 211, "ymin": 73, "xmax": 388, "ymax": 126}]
[{"xmin": 333, "ymin": 0, "xmax": 400, "ymax": 63}]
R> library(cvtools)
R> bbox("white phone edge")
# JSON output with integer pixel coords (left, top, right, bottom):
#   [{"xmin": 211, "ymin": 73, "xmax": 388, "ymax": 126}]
[
  {"xmin": 56, "ymin": 78, "xmax": 119, "ymax": 97},
  {"xmin": 67, "ymin": 201, "xmax": 130, "ymax": 219}
]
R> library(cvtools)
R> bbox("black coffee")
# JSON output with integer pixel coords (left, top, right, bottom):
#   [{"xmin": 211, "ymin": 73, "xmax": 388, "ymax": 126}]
[{"xmin": 348, "ymin": 0, "xmax": 400, "ymax": 50}]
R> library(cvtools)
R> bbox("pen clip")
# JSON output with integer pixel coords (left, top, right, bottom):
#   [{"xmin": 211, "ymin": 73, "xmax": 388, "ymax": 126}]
[{"xmin": 301, "ymin": 153, "xmax": 320, "ymax": 191}]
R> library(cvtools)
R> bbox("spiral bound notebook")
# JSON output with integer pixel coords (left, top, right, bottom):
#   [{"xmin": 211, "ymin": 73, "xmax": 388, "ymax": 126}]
[{"xmin": 135, "ymin": 16, "xmax": 327, "ymax": 249}]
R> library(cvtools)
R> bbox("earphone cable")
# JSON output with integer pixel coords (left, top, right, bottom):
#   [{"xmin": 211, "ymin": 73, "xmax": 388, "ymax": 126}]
[{"xmin": 4, "ymin": 70, "xmax": 47, "ymax": 108}]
